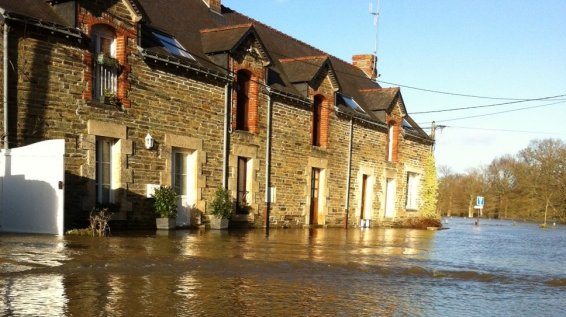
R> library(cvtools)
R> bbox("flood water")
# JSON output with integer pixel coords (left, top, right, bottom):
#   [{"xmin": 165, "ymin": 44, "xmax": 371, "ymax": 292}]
[{"xmin": 1, "ymin": 218, "xmax": 565, "ymax": 317}]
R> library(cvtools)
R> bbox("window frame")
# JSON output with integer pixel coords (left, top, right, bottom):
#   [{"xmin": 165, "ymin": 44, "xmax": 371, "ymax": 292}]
[
  {"xmin": 96, "ymin": 137, "xmax": 116, "ymax": 205},
  {"xmin": 235, "ymin": 70, "xmax": 252, "ymax": 131},
  {"xmin": 312, "ymin": 95, "xmax": 323, "ymax": 146},
  {"xmin": 236, "ymin": 156, "xmax": 250, "ymax": 214},
  {"xmin": 172, "ymin": 150, "xmax": 190, "ymax": 196}
]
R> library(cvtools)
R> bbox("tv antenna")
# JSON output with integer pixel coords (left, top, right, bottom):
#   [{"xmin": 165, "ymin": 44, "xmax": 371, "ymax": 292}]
[{"xmin": 369, "ymin": 0, "xmax": 380, "ymax": 55}]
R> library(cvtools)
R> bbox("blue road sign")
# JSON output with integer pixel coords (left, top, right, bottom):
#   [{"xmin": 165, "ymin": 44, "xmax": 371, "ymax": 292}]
[{"xmin": 476, "ymin": 196, "xmax": 485, "ymax": 207}]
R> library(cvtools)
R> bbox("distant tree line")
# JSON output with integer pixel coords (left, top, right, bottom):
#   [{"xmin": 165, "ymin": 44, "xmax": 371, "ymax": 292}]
[{"xmin": 437, "ymin": 138, "xmax": 566, "ymax": 223}]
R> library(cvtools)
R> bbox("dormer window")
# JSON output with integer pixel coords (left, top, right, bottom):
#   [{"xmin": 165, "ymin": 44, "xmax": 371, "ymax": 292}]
[
  {"xmin": 92, "ymin": 25, "xmax": 118, "ymax": 101},
  {"xmin": 235, "ymin": 70, "xmax": 252, "ymax": 131}
]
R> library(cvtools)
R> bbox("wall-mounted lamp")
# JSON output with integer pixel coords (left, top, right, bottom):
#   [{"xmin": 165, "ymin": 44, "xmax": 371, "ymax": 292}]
[{"xmin": 144, "ymin": 133, "xmax": 154, "ymax": 150}]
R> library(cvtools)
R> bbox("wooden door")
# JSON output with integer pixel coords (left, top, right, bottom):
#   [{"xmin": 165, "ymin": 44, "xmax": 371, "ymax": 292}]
[{"xmin": 309, "ymin": 168, "xmax": 321, "ymax": 225}]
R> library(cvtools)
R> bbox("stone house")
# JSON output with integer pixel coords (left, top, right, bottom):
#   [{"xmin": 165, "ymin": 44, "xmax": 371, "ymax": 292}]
[{"xmin": 0, "ymin": 0, "xmax": 434, "ymax": 229}]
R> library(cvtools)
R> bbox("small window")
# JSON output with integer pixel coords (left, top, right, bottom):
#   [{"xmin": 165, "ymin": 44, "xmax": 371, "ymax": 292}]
[
  {"xmin": 236, "ymin": 70, "xmax": 251, "ymax": 131},
  {"xmin": 406, "ymin": 172, "xmax": 421, "ymax": 210},
  {"xmin": 312, "ymin": 95, "xmax": 323, "ymax": 146},
  {"xmin": 92, "ymin": 25, "xmax": 118, "ymax": 101}
]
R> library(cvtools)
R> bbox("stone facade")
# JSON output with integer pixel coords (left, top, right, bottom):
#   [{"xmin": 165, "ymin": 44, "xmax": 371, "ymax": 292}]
[{"xmin": 0, "ymin": 0, "xmax": 434, "ymax": 230}]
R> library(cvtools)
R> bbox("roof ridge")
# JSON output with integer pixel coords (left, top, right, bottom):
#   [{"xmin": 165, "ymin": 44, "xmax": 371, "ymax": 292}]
[
  {"xmin": 200, "ymin": 23, "xmax": 253, "ymax": 33},
  {"xmin": 223, "ymin": 7, "xmax": 331, "ymax": 57},
  {"xmin": 221, "ymin": 5, "xmax": 379, "ymax": 84},
  {"xmin": 359, "ymin": 87, "xmax": 399, "ymax": 93},
  {"xmin": 279, "ymin": 55, "xmax": 328, "ymax": 63}
]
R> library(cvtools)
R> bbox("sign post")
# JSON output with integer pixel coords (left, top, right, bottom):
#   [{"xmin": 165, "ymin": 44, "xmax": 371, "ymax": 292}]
[{"xmin": 474, "ymin": 196, "xmax": 485, "ymax": 226}]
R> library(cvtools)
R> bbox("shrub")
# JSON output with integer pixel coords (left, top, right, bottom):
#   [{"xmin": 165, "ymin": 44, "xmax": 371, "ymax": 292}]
[
  {"xmin": 210, "ymin": 186, "xmax": 233, "ymax": 219},
  {"xmin": 400, "ymin": 217, "xmax": 443, "ymax": 229},
  {"xmin": 152, "ymin": 186, "xmax": 178, "ymax": 218}
]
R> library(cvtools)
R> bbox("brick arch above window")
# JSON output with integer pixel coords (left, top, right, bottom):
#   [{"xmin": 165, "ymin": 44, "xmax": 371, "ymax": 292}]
[
  {"xmin": 311, "ymin": 94, "xmax": 330, "ymax": 148},
  {"xmin": 81, "ymin": 15, "xmax": 135, "ymax": 108},
  {"xmin": 387, "ymin": 120, "xmax": 400, "ymax": 162},
  {"xmin": 232, "ymin": 69, "xmax": 259, "ymax": 134}
]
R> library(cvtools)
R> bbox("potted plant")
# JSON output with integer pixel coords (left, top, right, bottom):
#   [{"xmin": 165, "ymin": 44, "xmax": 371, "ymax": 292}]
[
  {"xmin": 103, "ymin": 89, "xmax": 120, "ymax": 107},
  {"xmin": 152, "ymin": 186, "xmax": 178, "ymax": 230},
  {"xmin": 209, "ymin": 186, "xmax": 233, "ymax": 229},
  {"xmin": 96, "ymin": 52, "xmax": 120, "ymax": 69}
]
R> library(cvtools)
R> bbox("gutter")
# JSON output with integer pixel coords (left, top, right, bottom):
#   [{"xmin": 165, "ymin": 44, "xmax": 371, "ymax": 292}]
[
  {"xmin": 265, "ymin": 87, "xmax": 310, "ymax": 106},
  {"xmin": 139, "ymin": 49, "xmax": 232, "ymax": 83},
  {"xmin": 2, "ymin": 15, "xmax": 8, "ymax": 150},
  {"xmin": 1, "ymin": 11, "xmax": 81, "ymax": 39},
  {"xmin": 334, "ymin": 106, "xmax": 433, "ymax": 144},
  {"xmin": 222, "ymin": 82, "xmax": 231, "ymax": 189},
  {"xmin": 344, "ymin": 117, "xmax": 353, "ymax": 228},
  {"xmin": 264, "ymin": 88, "xmax": 274, "ymax": 234}
]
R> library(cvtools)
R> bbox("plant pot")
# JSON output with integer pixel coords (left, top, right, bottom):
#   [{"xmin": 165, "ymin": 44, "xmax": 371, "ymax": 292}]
[
  {"xmin": 209, "ymin": 216, "xmax": 229, "ymax": 230},
  {"xmin": 156, "ymin": 217, "xmax": 176, "ymax": 230}
]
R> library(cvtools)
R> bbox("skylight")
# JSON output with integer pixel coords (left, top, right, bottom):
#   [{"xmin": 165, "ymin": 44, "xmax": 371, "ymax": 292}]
[
  {"xmin": 341, "ymin": 95, "xmax": 366, "ymax": 114},
  {"xmin": 152, "ymin": 32, "xmax": 195, "ymax": 60}
]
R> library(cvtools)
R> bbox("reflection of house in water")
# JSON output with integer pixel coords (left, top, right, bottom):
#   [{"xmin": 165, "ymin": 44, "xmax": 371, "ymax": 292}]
[{"xmin": 0, "ymin": 0, "xmax": 433, "ymax": 230}]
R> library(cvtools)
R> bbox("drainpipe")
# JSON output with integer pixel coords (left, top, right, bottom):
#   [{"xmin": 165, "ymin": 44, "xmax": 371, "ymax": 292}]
[
  {"xmin": 344, "ymin": 118, "xmax": 353, "ymax": 228},
  {"xmin": 2, "ymin": 19, "xmax": 8, "ymax": 150},
  {"xmin": 222, "ymin": 82, "xmax": 231, "ymax": 189},
  {"xmin": 265, "ymin": 88, "xmax": 273, "ymax": 235}
]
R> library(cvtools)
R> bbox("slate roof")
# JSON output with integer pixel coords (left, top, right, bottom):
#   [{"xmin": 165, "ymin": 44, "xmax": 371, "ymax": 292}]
[
  {"xmin": 0, "ymin": 0, "xmax": 68, "ymax": 26},
  {"xmin": 0, "ymin": 0, "xmax": 431, "ymax": 140},
  {"xmin": 200, "ymin": 24, "xmax": 254, "ymax": 54}
]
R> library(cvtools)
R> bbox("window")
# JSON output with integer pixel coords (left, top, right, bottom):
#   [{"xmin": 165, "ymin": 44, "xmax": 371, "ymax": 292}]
[
  {"xmin": 172, "ymin": 150, "xmax": 189, "ymax": 196},
  {"xmin": 96, "ymin": 137, "xmax": 117, "ymax": 204},
  {"xmin": 152, "ymin": 31, "xmax": 195, "ymax": 60},
  {"xmin": 92, "ymin": 25, "xmax": 118, "ymax": 101},
  {"xmin": 387, "ymin": 123, "xmax": 395, "ymax": 161},
  {"xmin": 236, "ymin": 156, "xmax": 249, "ymax": 214},
  {"xmin": 406, "ymin": 172, "xmax": 421, "ymax": 210},
  {"xmin": 236, "ymin": 70, "xmax": 251, "ymax": 131},
  {"xmin": 340, "ymin": 94, "xmax": 366, "ymax": 114},
  {"xmin": 312, "ymin": 95, "xmax": 323, "ymax": 146}
]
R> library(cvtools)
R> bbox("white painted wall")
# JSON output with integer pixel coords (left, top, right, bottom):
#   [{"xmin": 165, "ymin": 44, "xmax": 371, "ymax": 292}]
[{"xmin": 0, "ymin": 139, "xmax": 65, "ymax": 235}]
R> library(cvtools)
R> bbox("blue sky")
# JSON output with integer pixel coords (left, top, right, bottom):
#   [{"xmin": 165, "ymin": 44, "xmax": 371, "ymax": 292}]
[{"xmin": 222, "ymin": 0, "xmax": 566, "ymax": 172}]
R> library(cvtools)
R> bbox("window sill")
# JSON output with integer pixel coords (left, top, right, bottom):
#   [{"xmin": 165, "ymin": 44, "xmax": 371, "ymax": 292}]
[
  {"xmin": 311, "ymin": 145, "xmax": 329, "ymax": 153},
  {"xmin": 86, "ymin": 100, "xmax": 124, "ymax": 112}
]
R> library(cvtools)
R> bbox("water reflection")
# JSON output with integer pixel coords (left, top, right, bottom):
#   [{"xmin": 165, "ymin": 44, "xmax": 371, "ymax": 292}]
[
  {"xmin": 1, "ymin": 274, "xmax": 66, "ymax": 317},
  {"xmin": 1, "ymin": 220, "xmax": 565, "ymax": 316}
]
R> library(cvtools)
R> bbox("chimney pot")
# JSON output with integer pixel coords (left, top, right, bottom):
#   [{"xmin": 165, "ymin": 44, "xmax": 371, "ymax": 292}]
[{"xmin": 352, "ymin": 54, "xmax": 378, "ymax": 80}]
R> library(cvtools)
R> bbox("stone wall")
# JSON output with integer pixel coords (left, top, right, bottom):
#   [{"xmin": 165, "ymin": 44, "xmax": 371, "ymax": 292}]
[{"xmin": 0, "ymin": 1, "xmax": 434, "ymax": 230}]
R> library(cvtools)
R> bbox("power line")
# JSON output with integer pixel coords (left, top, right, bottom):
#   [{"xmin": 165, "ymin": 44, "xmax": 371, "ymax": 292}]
[
  {"xmin": 419, "ymin": 100, "xmax": 566, "ymax": 124},
  {"xmin": 146, "ymin": 21, "xmax": 566, "ymax": 126},
  {"xmin": 378, "ymin": 79, "xmax": 566, "ymax": 101},
  {"xmin": 410, "ymin": 94, "xmax": 566, "ymax": 114},
  {"xmin": 421, "ymin": 125, "xmax": 566, "ymax": 136}
]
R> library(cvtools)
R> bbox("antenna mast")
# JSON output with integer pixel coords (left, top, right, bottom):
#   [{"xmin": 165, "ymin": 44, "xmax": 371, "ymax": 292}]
[{"xmin": 369, "ymin": 0, "xmax": 380, "ymax": 55}]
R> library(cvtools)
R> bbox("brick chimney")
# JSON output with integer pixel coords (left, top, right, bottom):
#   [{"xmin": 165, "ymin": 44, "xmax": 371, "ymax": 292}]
[
  {"xmin": 352, "ymin": 54, "xmax": 377, "ymax": 80},
  {"xmin": 203, "ymin": 0, "xmax": 222, "ymax": 13}
]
